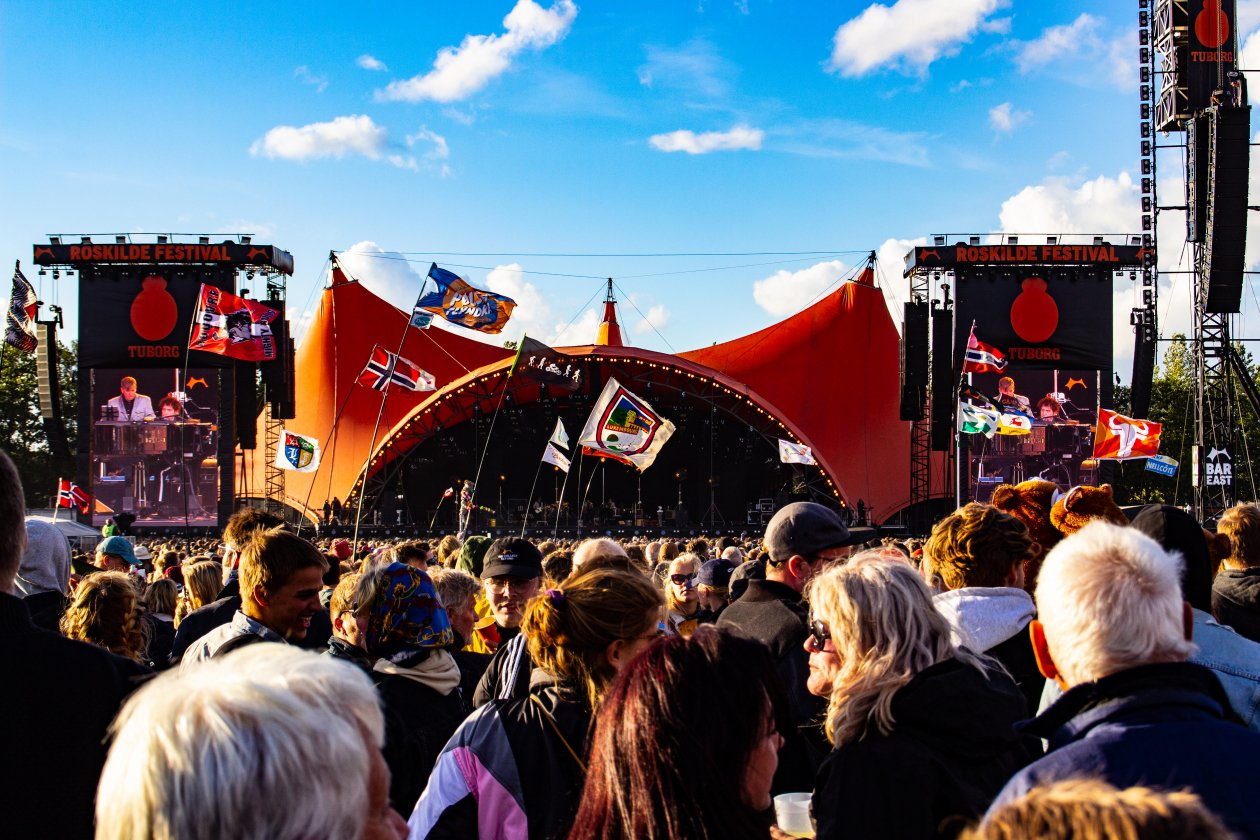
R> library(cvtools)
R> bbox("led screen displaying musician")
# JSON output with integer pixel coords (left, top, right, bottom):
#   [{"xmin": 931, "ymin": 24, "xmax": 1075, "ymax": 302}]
[
  {"xmin": 89, "ymin": 368, "xmax": 220, "ymax": 526},
  {"xmin": 963, "ymin": 369, "xmax": 1099, "ymax": 502}
]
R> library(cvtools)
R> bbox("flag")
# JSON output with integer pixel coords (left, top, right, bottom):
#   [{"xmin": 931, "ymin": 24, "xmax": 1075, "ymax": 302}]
[
  {"xmin": 58, "ymin": 479, "xmax": 91, "ymax": 514},
  {"xmin": 442, "ymin": 487, "xmax": 455, "ymax": 498},
  {"xmin": 1093, "ymin": 409, "xmax": 1162, "ymax": 460},
  {"xmin": 958, "ymin": 403, "xmax": 1000, "ymax": 438},
  {"xmin": 512, "ymin": 336, "xmax": 581, "ymax": 391},
  {"xmin": 275, "ymin": 430, "xmax": 321, "ymax": 473},
  {"xmin": 409, "ymin": 292, "xmax": 434, "ymax": 329},
  {"xmin": 357, "ymin": 346, "xmax": 435, "ymax": 392},
  {"xmin": 962, "ymin": 325, "xmax": 1007, "ymax": 374},
  {"xmin": 550, "ymin": 418, "xmax": 570, "ymax": 449},
  {"xmin": 996, "ymin": 411, "xmax": 1033, "ymax": 436},
  {"xmin": 4, "ymin": 263, "xmax": 37, "ymax": 353},
  {"xmin": 778, "ymin": 439, "xmax": 817, "ymax": 465},
  {"xmin": 542, "ymin": 441, "xmax": 571, "ymax": 473},
  {"xmin": 189, "ymin": 284, "xmax": 279, "ymax": 362},
  {"xmin": 578, "ymin": 377, "xmax": 676, "ymax": 472},
  {"xmin": 416, "ymin": 264, "xmax": 516, "ymax": 334}
]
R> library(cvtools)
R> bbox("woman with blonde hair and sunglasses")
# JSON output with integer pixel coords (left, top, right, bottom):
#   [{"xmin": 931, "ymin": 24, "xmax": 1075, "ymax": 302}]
[{"xmin": 804, "ymin": 552, "xmax": 1032, "ymax": 839}]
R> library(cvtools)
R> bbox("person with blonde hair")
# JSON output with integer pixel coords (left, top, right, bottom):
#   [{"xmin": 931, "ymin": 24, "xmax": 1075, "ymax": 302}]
[
  {"xmin": 963, "ymin": 778, "xmax": 1233, "ymax": 840},
  {"xmin": 175, "ymin": 559, "xmax": 223, "ymax": 626},
  {"xmin": 411, "ymin": 566, "xmax": 662, "ymax": 840},
  {"xmin": 664, "ymin": 552, "xmax": 703, "ymax": 636},
  {"xmin": 96, "ymin": 645, "xmax": 407, "ymax": 840},
  {"xmin": 60, "ymin": 571, "xmax": 149, "ymax": 663},
  {"xmin": 1213, "ymin": 501, "xmax": 1260, "ymax": 642},
  {"xmin": 806, "ymin": 552, "xmax": 1030, "ymax": 839},
  {"xmin": 990, "ymin": 522, "xmax": 1260, "ymax": 839}
]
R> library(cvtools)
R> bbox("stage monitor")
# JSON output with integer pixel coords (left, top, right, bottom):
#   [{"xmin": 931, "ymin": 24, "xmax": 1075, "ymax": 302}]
[{"xmin": 89, "ymin": 368, "xmax": 222, "ymax": 527}]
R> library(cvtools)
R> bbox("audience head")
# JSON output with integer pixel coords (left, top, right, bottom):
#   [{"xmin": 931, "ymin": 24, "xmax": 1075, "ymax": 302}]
[
  {"xmin": 697, "ymin": 557, "xmax": 736, "ymax": 611},
  {"xmin": 427, "ymin": 567, "xmax": 481, "ymax": 644},
  {"xmin": 569, "ymin": 627, "xmax": 788, "ymax": 840},
  {"xmin": 541, "ymin": 550, "xmax": 574, "ymax": 586},
  {"xmin": 1129, "ymin": 504, "xmax": 1214, "ymax": 613},
  {"xmin": 572, "ymin": 538, "xmax": 627, "ymax": 572},
  {"xmin": 0, "ymin": 451, "xmax": 25, "ymax": 593},
  {"xmin": 95, "ymin": 536, "xmax": 141, "ymax": 573},
  {"xmin": 1217, "ymin": 502, "xmax": 1260, "ymax": 570},
  {"xmin": 239, "ymin": 529, "xmax": 328, "ymax": 641},
  {"xmin": 764, "ymin": 502, "xmax": 863, "ymax": 593},
  {"xmin": 59, "ymin": 571, "xmax": 146, "ymax": 661},
  {"xmin": 523, "ymin": 566, "xmax": 663, "ymax": 709},
  {"xmin": 181, "ymin": 560, "xmax": 224, "ymax": 613},
  {"xmin": 666, "ymin": 553, "xmax": 702, "ymax": 614},
  {"xmin": 924, "ymin": 503, "xmax": 1031, "ymax": 591},
  {"xmin": 962, "ymin": 778, "xmax": 1233, "ymax": 840},
  {"xmin": 355, "ymin": 563, "xmax": 454, "ymax": 665},
  {"xmin": 221, "ymin": 507, "xmax": 285, "ymax": 570},
  {"xmin": 144, "ymin": 578, "xmax": 178, "ymax": 618},
  {"xmin": 1032, "ymin": 522, "xmax": 1194, "ymax": 688},
  {"xmin": 806, "ymin": 551, "xmax": 980, "ymax": 746},
  {"xmin": 16, "ymin": 518, "xmax": 71, "ymax": 597},
  {"xmin": 455, "ymin": 535, "xmax": 491, "ymax": 578},
  {"xmin": 330, "ymin": 572, "xmax": 365, "ymax": 648},
  {"xmin": 481, "ymin": 538, "xmax": 543, "ymax": 630},
  {"xmin": 436, "ymin": 535, "xmax": 462, "ymax": 568},
  {"xmin": 96, "ymin": 645, "xmax": 407, "ymax": 840}
]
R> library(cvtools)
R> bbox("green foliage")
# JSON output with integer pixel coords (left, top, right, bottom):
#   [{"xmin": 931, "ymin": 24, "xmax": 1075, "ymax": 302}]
[{"xmin": 0, "ymin": 338, "xmax": 78, "ymax": 506}]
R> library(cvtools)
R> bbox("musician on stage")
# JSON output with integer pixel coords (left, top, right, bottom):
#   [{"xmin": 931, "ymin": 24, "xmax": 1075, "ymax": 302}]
[
  {"xmin": 1035, "ymin": 395, "xmax": 1063, "ymax": 424},
  {"xmin": 157, "ymin": 396, "xmax": 184, "ymax": 421},
  {"xmin": 105, "ymin": 376, "xmax": 155, "ymax": 422},
  {"xmin": 995, "ymin": 376, "xmax": 1030, "ymax": 411}
]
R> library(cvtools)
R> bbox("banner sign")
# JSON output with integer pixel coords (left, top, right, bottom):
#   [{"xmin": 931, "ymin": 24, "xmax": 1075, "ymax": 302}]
[
  {"xmin": 34, "ymin": 241, "xmax": 294, "ymax": 274},
  {"xmin": 906, "ymin": 242, "xmax": 1147, "ymax": 274},
  {"xmin": 953, "ymin": 267, "xmax": 1113, "ymax": 371},
  {"xmin": 1145, "ymin": 454, "xmax": 1179, "ymax": 477}
]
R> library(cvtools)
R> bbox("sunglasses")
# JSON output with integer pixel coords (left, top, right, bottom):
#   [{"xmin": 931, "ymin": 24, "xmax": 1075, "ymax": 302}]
[
  {"xmin": 806, "ymin": 619, "xmax": 832, "ymax": 652},
  {"xmin": 670, "ymin": 573, "xmax": 697, "ymax": 586}
]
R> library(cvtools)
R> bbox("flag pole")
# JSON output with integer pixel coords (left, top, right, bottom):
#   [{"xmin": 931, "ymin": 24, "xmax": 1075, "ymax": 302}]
[
  {"xmin": 52, "ymin": 479, "xmax": 60, "ymax": 523},
  {"xmin": 295, "ymin": 383, "xmax": 357, "ymax": 539},
  {"xmin": 567, "ymin": 447, "xmax": 584, "ymax": 538},
  {"xmin": 520, "ymin": 449, "xmax": 547, "ymax": 538},
  {"xmin": 429, "ymin": 491, "xmax": 449, "ymax": 530}
]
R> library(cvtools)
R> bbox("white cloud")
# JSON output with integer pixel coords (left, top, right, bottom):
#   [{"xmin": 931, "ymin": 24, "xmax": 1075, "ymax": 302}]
[
  {"xmin": 294, "ymin": 65, "xmax": 328, "ymax": 93},
  {"xmin": 827, "ymin": 0, "xmax": 1008, "ymax": 77},
  {"xmin": 752, "ymin": 260, "xmax": 850, "ymax": 316},
  {"xmin": 338, "ymin": 242, "xmax": 429, "ymax": 312},
  {"xmin": 376, "ymin": 0, "xmax": 577, "ymax": 103},
  {"xmin": 406, "ymin": 127, "xmax": 452, "ymax": 176},
  {"xmin": 249, "ymin": 115, "xmax": 420, "ymax": 171},
  {"xmin": 357, "ymin": 54, "xmax": 388, "ymax": 72},
  {"xmin": 649, "ymin": 125, "xmax": 763, "ymax": 154},
  {"xmin": 775, "ymin": 118, "xmax": 930, "ymax": 166},
  {"xmin": 632, "ymin": 304, "xmax": 671, "ymax": 335},
  {"xmin": 988, "ymin": 101, "xmax": 1031, "ymax": 133},
  {"xmin": 1012, "ymin": 13, "xmax": 1134, "ymax": 90},
  {"xmin": 551, "ymin": 309, "xmax": 601, "ymax": 346},
  {"xmin": 998, "ymin": 171, "xmax": 1140, "ymax": 234}
]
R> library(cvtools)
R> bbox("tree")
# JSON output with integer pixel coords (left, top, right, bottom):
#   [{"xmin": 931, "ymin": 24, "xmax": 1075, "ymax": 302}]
[{"xmin": 0, "ymin": 338, "xmax": 78, "ymax": 506}]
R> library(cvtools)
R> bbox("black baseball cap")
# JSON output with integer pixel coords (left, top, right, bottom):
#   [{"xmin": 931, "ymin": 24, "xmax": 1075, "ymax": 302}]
[
  {"xmin": 764, "ymin": 502, "xmax": 873, "ymax": 564},
  {"xmin": 481, "ymin": 538, "xmax": 543, "ymax": 580}
]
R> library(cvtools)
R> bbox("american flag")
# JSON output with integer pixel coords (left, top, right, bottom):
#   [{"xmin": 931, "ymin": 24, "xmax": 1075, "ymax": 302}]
[
  {"xmin": 357, "ymin": 345, "xmax": 434, "ymax": 392},
  {"xmin": 4, "ymin": 262, "xmax": 37, "ymax": 354}
]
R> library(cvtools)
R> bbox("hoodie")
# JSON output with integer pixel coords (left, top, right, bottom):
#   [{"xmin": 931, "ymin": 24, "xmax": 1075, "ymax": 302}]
[
  {"xmin": 1213, "ymin": 567, "xmax": 1260, "ymax": 644},
  {"xmin": 935, "ymin": 587, "xmax": 1042, "ymax": 714},
  {"xmin": 17, "ymin": 520, "xmax": 72, "ymax": 632}
]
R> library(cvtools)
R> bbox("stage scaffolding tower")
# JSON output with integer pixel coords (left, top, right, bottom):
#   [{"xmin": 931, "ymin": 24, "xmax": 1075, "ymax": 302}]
[{"xmin": 258, "ymin": 265, "xmax": 287, "ymax": 517}]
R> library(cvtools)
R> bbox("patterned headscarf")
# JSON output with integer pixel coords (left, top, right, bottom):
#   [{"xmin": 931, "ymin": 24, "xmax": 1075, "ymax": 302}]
[{"xmin": 365, "ymin": 563, "xmax": 455, "ymax": 666}]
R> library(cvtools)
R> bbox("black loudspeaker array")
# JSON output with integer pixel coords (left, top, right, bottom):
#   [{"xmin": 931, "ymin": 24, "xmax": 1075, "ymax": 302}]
[
  {"xmin": 1203, "ymin": 106, "xmax": 1251, "ymax": 313},
  {"xmin": 35, "ymin": 323, "xmax": 71, "ymax": 458},
  {"xmin": 900, "ymin": 301, "xmax": 929, "ymax": 421},
  {"xmin": 1186, "ymin": 116, "xmax": 1209, "ymax": 243},
  {"xmin": 930, "ymin": 305, "xmax": 954, "ymax": 452},
  {"xmin": 235, "ymin": 363, "xmax": 259, "ymax": 450},
  {"xmin": 259, "ymin": 301, "xmax": 296, "ymax": 420}
]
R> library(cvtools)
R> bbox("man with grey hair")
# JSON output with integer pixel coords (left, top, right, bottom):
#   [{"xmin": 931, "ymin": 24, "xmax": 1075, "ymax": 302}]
[
  {"xmin": 0, "ymin": 451, "xmax": 149, "ymax": 839},
  {"xmin": 989, "ymin": 522, "xmax": 1260, "ymax": 839},
  {"xmin": 97, "ymin": 645, "xmax": 408, "ymax": 840}
]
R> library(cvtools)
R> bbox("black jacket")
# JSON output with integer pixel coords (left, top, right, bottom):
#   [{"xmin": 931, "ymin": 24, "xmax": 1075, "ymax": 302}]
[
  {"xmin": 472, "ymin": 625, "xmax": 528, "ymax": 708},
  {"xmin": 717, "ymin": 578, "xmax": 828, "ymax": 794},
  {"xmin": 813, "ymin": 657, "xmax": 1033, "ymax": 840},
  {"xmin": 1213, "ymin": 567, "xmax": 1260, "ymax": 644},
  {"xmin": 0, "ymin": 592, "xmax": 152, "ymax": 840},
  {"xmin": 169, "ymin": 579, "xmax": 332, "ymax": 665},
  {"xmin": 375, "ymin": 665, "xmax": 470, "ymax": 814}
]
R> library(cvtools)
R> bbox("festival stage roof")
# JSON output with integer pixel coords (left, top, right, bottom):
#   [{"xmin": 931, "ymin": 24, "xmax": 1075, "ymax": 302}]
[{"xmin": 248, "ymin": 262, "xmax": 912, "ymax": 525}]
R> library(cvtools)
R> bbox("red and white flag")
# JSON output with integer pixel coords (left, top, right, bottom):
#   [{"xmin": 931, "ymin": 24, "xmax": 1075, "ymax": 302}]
[
  {"xmin": 58, "ymin": 479, "xmax": 92, "ymax": 513},
  {"xmin": 189, "ymin": 284, "xmax": 279, "ymax": 362},
  {"xmin": 1093, "ymin": 409, "xmax": 1162, "ymax": 460},
  {"xmin": 357, "ymin": 346, "xmax": 434, "ymax": 392},
  {"xmin": 962, "ymin": 325, "xmax": 1007, "ymax": 374}
]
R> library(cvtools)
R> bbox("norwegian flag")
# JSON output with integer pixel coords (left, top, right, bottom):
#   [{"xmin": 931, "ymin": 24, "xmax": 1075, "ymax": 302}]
[
  {"xmin": 57, "ymin": 479, "xmax": 92, "ymax": 514},
  {"xmin": 5, "ymin": 262, "xmax": 37, "ymax": 354},
  {"xmin": 962, "ymin": 324, "xmax": 1007, "ymax": 374},
  {"xmin": 357, "ymin": 346, "xmax": 435, "ymax": 393}
]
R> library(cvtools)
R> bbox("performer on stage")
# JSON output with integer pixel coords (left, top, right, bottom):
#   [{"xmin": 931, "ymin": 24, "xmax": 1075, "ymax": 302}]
[
  {"xmin": 1035, "ymin": 395, "xmax": 1063, "ymax": 423},
  {"xmin": 157, "ymin": 396, "xmax": 184, "ymax": 421},
  {"xmin": 995, "ymin": 376, "xmax": 1030, "ymax": 411},
  {"xmin": 105, "ymin": 376, "xmax": 155, "ymax": 422}
]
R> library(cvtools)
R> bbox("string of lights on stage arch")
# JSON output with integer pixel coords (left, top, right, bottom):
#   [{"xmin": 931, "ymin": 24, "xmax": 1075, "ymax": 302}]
[{"xmin": 350, "ymin": 355, "xmax": 841, "ymax": 501}]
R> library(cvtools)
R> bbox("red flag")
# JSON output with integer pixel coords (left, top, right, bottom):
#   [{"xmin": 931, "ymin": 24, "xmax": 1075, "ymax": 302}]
[
  {"xmin": 962, "ymin": 325, "xmax": 1007, "ymax": 374},
  {"xmin": 189, "ymin": 284, "xmax": 279, "ymax": 362},
  {"xmin": 1093, "ymin": 409, "xmax": 1162, "ymax": 460},
  {"xmin": 357, "ymin": 346, "xmax": 434, "ymax": 392},
  {"xmin": 442, "ymin": 487, "xmax": 455, "ymax": 498},
  {"xmin": 57, "ymin": 479, "xmax": 91, "ymax": 513},
  {"xmin": 57, "ymin": 479, "xmax": 73, "ymax": 509}
]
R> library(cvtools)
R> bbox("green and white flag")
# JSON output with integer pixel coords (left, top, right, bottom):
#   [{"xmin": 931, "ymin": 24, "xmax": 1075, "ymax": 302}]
[{"xmin": 958, "ymin": 403, "xmax": 999, "ymax": 438}]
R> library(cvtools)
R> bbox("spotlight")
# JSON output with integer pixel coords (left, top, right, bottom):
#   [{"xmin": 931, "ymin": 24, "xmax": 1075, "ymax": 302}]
[
  {"xmin": 157, "ymin": 235, "xmax": 168, "ymax": 244},
  {"xmin": 49, "ymin": 236, "xmax": 60, "ymax": 245},
  {"xmin": 80, "ymin": 236, "xmax": 91, "ymax": 244},
  {"xmin": 115, "ymin": 235, "xmax": 126, "ymax": 244},
  {"xmin": 1093, "ymin": 236, "xmax": 1104, "ymax": 245},
  {"xmin": 1006, "ymin": 236, "xmax": 1018, "ymax": 245},
  {"xmin": 1046, "ymin": 236, "xmax": 1057, "ymax": 245},
  {"xmin": 241, "ymin": 235, "xmax": 252, "ymax": 244},
  {"xmin": 969, "ymin": 235, "xmax": 980, "ymax": 245},
  {"xmin": 933, "ymin": 235, "xmax": 946, "ymax": 246},
  {"xmin": 199, "ymin": 236, "xmax": 210, "ymax": 244}
]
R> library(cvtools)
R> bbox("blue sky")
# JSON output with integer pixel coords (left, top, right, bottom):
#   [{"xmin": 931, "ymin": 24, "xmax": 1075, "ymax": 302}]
[{"xmin": 3, "ymin": 0, "xmax": 1258, "ymax": 378}]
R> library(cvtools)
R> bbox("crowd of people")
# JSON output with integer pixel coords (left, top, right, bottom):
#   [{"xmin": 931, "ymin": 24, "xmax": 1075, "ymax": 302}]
[{"xmin": 5, "ymin": 447, "xmax": 1260, "ymax": 839}]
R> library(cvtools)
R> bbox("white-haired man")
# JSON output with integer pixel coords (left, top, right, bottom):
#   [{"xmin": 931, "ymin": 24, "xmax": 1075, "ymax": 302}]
[
  {"xmin": 989, "ymin": 522, "xmax": 1260, "ymax": 839},
  {"xmin": 97, "ymin": 645, "xmax": 408, "ymax": 840}
]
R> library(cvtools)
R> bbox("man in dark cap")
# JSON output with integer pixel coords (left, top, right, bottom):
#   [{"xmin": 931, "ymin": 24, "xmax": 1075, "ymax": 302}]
[
  {"xmin": 696, "ymin": 557, "xmax": 736, "ymax": 621},
  {"xmin": 472, "ymin": 538, "xmax": 543, "ymax": 707},
  {"xmin": 718, "ymin": 501, "xmax": 871, "ymax": 793}
]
